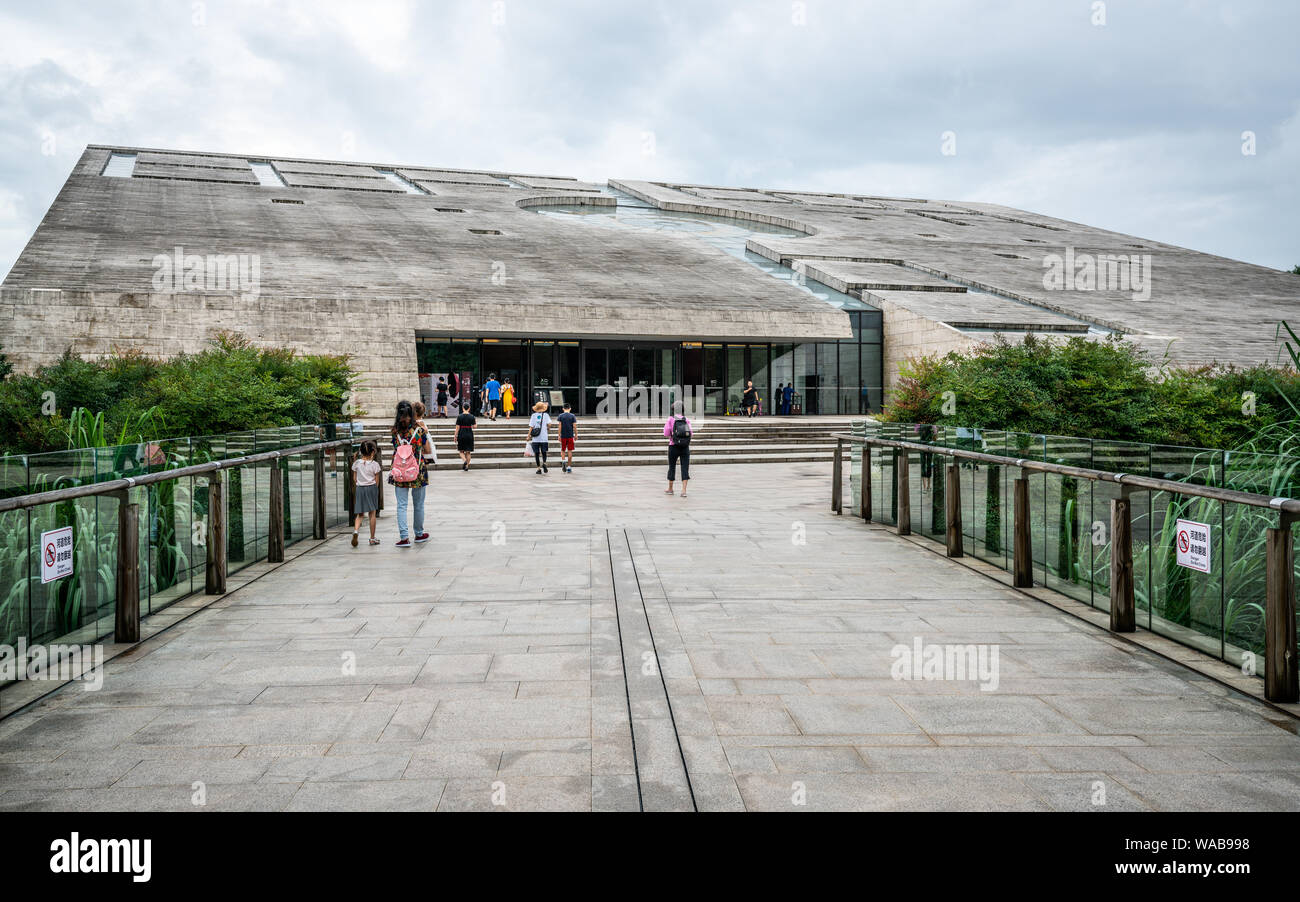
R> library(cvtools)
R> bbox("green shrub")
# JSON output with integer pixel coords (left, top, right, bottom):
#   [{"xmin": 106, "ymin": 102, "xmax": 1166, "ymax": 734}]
[
  {"xmin": 0, "ymin": 333, "xmax": 357, "ymax": 454},
  {"xmin": 882, "ymin": 332, "xmax": 1299, "ymax": 453}
]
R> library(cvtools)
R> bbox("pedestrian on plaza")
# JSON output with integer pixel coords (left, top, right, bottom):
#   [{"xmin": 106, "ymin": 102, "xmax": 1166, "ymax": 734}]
[
  {"xmin": 350, "ymin": 440, "xmax": 382, "ymax": 547},
  {"xmin": 526, "ymin": 400, "xmax": 552, "ymax": 474},
  {"xmin": 413, "ymin": 401, "xmax": 437, "ymax": 470},
  {"xmin": 664, "ymin": 400, "xmax": 692, "ymax": 497},
  {"xmin": 742, "ymin": 379, "xmax": 758, "ymax": 417},
  {"xmin": 388, "ymin": 400, "xmax": 431, "ymax": 548},
  {"xmin": 557, "ymin": 401, "xmax": 577, "ymax": 473},
  {"xmin": 502, "ymin": 379, "xmax": 516, "ymax": 419},
  {"xmin": 484, "ymin": 373, "xmax": 502, "ymax": 420},
  {"xmin": 454, "ymin": 402, "xmax": 476, "ymax": 470},
  {"xmin": 782, "ymin": 382, "xmax": 794, "ymax": 416}
]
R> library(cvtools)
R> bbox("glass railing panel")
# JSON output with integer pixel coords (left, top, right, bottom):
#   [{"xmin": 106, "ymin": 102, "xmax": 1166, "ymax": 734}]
[
  {"xmin": 1042, "ymin": 434, "xmax": 1093, "ymax": 604},
  {"xmin": 0, "ymin": 457, "xmax": 30, "ymax": 652},
  {"xmin": 878, "ymin": 446, "xmax": 898, "ymax": 527},
  {"xmin": 1146, "ymin": 447, "xmax": 1226, "ymax": 659},
  {"xmin": 146, "ymin": 473, "xmax": 195, "ymax": 615}
]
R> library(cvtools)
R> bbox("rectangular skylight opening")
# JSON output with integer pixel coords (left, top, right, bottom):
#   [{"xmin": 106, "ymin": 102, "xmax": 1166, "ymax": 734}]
[
  {"xmin": 375, "ymin": 169, "xmax": 428, "ymax": 195},
  {"xmin": 102, "ymin": 152, "xmax": 137, "ymax": 178},
  {"xmin": 249, "ymin": 161, "xmax": 288, "ymax": 187}
]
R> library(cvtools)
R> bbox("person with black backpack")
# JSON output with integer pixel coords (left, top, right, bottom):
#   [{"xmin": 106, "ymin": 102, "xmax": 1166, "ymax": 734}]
[{"xmin": 663, "ymin": 400, "xmax": 693, "ymax": 497}]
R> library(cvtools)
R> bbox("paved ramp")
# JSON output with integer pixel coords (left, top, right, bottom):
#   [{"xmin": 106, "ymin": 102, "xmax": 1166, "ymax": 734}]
[{"xmin": 2, "ymin": 463, "xmax": 1297, "ymax": 811}]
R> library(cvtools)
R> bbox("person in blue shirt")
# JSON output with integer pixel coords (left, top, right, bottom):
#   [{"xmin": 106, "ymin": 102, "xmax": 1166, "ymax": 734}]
[
  {"xmin": 484, "ymin": 373, "xmax": 502, "ymax": 420},
  {"xmin": 782, "ymin": 382, "xmax": 794, "ymax": 415},
  {"xmin": 557, "ymin": 402, "xmax": 578, "ymax": 473}
]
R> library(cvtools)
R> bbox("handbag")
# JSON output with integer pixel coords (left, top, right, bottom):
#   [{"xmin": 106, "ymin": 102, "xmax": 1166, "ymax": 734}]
[{"xmin": 529, "ymin": 413, "xmax": 543, "ymax": 438}]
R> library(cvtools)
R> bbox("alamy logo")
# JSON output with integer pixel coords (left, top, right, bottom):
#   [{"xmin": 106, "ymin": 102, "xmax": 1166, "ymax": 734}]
[
  {"xmin": 890, "ymin": 637, "xmax": 1000, "ymax": 691},
  {"xmin": 50, "ymin": 833, "xmax": 151, "ymax": 882},
  {"xmin": 1041, "ymin": 247, "xmax": 1152, "ymax": 301},
  {"xmin": 151, "ymin": 246, "xmax": 261, "ymax": 300},
  {"xmin": 594, "ymin": 383, "xmax": 704, "ymax": 418},
  {"xmin": 0, "ymin": 640, "xmax": 103, "ymax": 690}
]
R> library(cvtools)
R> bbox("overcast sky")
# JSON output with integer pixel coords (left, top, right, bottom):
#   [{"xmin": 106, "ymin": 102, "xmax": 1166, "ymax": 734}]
[{"xmin": 1, "ymin": 0, "xmax": 1297, "ymax": 278}]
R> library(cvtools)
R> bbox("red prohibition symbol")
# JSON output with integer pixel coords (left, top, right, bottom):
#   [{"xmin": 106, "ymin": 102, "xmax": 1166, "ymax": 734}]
[
  {"xmin": 45, "ymin": 542, "xmax": 57, "ymax": 567},
  {"xmin": 1177, "ymin": 531, "xmax": 1190, "ymax": 554}
]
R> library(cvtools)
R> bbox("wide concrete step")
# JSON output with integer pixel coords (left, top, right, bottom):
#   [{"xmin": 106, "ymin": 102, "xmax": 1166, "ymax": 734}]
[
  {"xmin": 428, "ymin": 443, "xmax": 838, "ymax": 461},
  {"xmin": 357, "ymin": 418, "xmax": 853, "ymax": 469},
  {"xmin": 426, "ymin": 449, "xmax": 836, "ymax": 470}
]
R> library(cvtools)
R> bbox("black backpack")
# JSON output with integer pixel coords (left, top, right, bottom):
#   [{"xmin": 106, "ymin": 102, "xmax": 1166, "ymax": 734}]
[{"xmin": 672, "ymin": 416, "xmax": 691, "ymax": 446}]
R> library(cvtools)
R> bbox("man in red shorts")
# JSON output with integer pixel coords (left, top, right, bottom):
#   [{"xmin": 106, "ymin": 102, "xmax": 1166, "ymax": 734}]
[{"xmin": 557, "ymin": 402, "xmax": 578, "ymax": 473}]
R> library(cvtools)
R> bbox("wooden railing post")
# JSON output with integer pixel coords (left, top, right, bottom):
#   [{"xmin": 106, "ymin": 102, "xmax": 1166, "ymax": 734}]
[
  {"xmin": 114, "ymin": 490, "xmax": 140, "ymax": 643},
  {"xmin": 1110, "ymin": 490, "xmax": 1135, "ymax": 632},
  {"xmin": 312, "ymin": 449, "xmax": 327, "ymax": 540},
  {"xmin": 897, "ymin": 450, "xmax": 911, "ymax": 536},
  {"xmin": 832, "ymin": 438, "xmax": 843, "ymax": 514},
  {"xmin": 1265, "ymin": 515, "xmax": 1298, "ymax": 703},
  {"xmin": 1013, "ymin": 475, "xmax": 1032, "ymax": 587},
  {"xmin": 205, "ymin": 470, "xmax": 226, "ymax": 594},
  {"xmin": 860, "ymin": 444, "xmax": 871, "ymax": 523},
  {"xmin": 345, "ymin": 447, "xmax": 356, "ymax": 522},
  {"xmin": 945, "ymin": 461, "xmax": 963, "ymax": 558},
  {"xmin": 269, "ymin": 459, "xmax": 285, "ymax": 564}
]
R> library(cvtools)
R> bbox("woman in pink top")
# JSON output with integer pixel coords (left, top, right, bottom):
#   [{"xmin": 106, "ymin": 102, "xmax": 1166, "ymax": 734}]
[{"xmin": 663, "ymin": 401, "xmax": 692, "ymax": 497}]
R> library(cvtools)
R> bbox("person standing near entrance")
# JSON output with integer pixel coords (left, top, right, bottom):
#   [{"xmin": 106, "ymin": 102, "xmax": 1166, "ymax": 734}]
[
  {"xmin": 664, "ymin": 400, "xmax": 692, "ymax": 497},
  {"xmin": 454, "ymin": 402, "xmax": 476, "ymax": 470},
  {"xmin": 526, "ymin": 400, "xmax": 552, "ymax": 474},
  {"xmin": 484, "ymin": 373, "xmax": 502, "ymax": 420},
  {"xmin": 782, "ymin": 382, "xmax": 794, "ymax": 416},
  {"xmin": 557, "ymin": 402, "xmax": 577, "ymax": 473},
  {"xmin": 388, "ymin": 400, "xmax": 431, "ymax": 548},
  {"xmin": 742, "ymin": 380, "xmax": 758, "ymax": 417},
  {"xmin": 502, "ymin": 379, "xmax": 516, "ymax": 419},
  {"xmin": 435, "ymin": 377, "xmax": 449, "ymax": 417}
]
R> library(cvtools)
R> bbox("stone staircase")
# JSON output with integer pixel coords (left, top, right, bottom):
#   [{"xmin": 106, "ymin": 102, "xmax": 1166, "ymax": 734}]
[{"xmin": 357, "ymin": 416, "xmax": 864, "ymax": 470}]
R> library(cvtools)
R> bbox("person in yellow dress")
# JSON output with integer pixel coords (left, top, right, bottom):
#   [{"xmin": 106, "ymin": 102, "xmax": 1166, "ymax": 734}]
[{"xmin": 502, "ymin": 380, "xmax": 516, "ymax": 419}]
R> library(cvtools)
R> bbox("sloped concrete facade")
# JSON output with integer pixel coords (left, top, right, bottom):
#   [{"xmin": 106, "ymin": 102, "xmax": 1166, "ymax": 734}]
[{"xmin": 3, "ymin": 145, "xmax": 1297, "ymax": 410}]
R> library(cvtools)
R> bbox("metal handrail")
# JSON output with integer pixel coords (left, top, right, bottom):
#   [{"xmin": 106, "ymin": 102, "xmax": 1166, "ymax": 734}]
[
  {"xmin": 0, "ymin": 439, "xmax": 355, "ymax": 514},
  {"xmin": 828, "ymin": 432, "xmax": 1299, "ymax": 704},
  {"xmin": 0, "ymin": 436, "xmax": 362, "ymax": 649},
  {"xmin": 830, "ymin": 433, "xmax": 1300, "ymax": 514}
]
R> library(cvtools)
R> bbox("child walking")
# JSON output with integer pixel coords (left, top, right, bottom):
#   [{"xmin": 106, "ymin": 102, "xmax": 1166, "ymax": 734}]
[
  {"xmin": 351, "ymin": 440, "xmax": 382, "ymax": 546},
  {"xmin": 557, "ymin": 401, "xmax": 577, "ymax": 473}
]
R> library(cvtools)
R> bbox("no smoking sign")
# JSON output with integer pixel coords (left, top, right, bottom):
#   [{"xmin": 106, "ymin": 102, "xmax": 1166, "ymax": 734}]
[
  {"xmin": 40, "ymin": 526, "xmax": 74, "ymax": 584},
  {"xmin": 1174, "ymin": 518, "xmax": 1211, "ymax": 574}
]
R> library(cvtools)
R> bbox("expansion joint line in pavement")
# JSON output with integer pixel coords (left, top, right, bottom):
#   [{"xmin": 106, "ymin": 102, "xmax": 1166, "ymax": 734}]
[
  {"xmin": 605, "ymin": 529, "xmax": 644, "ymax": 812},
  {"xmin": 614, "ymin": 527, "xmax": 698, "ymax": 813}
]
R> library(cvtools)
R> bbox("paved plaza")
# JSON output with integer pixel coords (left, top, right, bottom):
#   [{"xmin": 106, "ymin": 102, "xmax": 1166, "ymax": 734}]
[{"xmin": 2, "ymin": 462, "xmax": 1299, "ymax": 811}]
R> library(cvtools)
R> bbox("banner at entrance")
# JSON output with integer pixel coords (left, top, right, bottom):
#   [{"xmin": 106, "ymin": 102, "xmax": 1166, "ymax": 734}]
[{"xmin": 1174, "ymin": 518, "xmax": 1212, "ymax": 573}]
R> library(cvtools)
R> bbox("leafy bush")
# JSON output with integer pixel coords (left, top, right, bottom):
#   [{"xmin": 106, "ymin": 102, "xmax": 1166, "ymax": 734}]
[
  {"xmin": 882, "ymin": 332, "xmax": 1300, "ymax": 452},
  {"xmin": 0, "ymin": 332, "xmax": 357, "ymax": 454}
]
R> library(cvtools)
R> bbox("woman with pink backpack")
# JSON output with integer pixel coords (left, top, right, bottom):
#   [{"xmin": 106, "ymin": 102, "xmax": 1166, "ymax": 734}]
[{"xmin": 388, "ymin": 399, "xmax": 431, "ymax": 548}]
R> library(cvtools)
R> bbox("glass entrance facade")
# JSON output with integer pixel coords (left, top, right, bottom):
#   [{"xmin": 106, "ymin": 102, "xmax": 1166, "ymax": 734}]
[{"xmin": 415, "ymin": 319, "xmax": 882, "ymax": 417}]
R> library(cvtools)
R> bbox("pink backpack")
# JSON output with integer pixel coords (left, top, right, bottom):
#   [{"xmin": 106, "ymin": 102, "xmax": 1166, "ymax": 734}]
[{"xmin": 391, "ymin": 429, "xmax": 422, "ymax": 482}]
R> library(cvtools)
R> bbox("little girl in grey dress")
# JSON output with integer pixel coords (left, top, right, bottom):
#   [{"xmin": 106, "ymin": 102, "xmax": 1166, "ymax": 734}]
[{"xmin": 351, "ymin": 440, "xmax": 382, "ymax": 547}]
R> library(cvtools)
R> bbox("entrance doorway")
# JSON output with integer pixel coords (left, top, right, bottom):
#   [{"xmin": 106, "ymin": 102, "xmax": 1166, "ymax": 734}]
[{"xmin": 480, "ymin": 340, "xmax": 524, "ymax": 417}]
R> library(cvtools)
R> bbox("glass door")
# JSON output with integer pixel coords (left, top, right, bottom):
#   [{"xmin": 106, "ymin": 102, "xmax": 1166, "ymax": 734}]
[
  {"xmin": 583, "ymin": 346, "xmax": 607, "ymax": 415},
  {"xmin": 531, "ymin": 341, "xmax": 556, "ymax": 410},
  {"xmin": 703, "ymin": 345, "xmax": 724, "ymax": 414}
]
